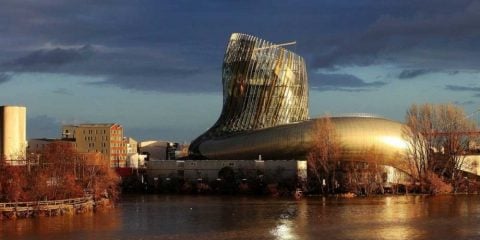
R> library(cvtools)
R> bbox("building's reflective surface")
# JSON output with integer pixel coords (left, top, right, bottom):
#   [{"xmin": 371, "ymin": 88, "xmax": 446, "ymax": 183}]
[
  {"xmin": 196, "ymin": 116, "xmax": 409, "ymax": 172},
  {"xmin": 2, "ymin": 195, "xmax": 480, "ymax": 240},
  {"xmin": 190, "ymin": 33, "xmax": 309, "ymax": 155},
  {"xmin": 189, "ymin": 33, "xmax": 409, "ymax": 172}
]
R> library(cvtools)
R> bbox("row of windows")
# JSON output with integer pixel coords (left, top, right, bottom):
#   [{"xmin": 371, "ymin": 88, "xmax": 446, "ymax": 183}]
[
  {"xmin": 111, "ymin": 143, "xmax": 125, "ymax": 147},
  {"xmin": 84, "ymin": 135, "xmax": 110, "ymax": 141},
  {"xmin": 111, "ymin": 156, "xmax": 127, "ymax": 160},
  {"xmin": 110, "ymin": 136, "xmax": 123, "ymax": 141},
  {"xmin": 83, "ymin": 129, "xmax": 108, "ymax": 134},
  {"xmin": 111, "ymin": 149, "xmax": 127, "ymax": 154},
  {"xmin": 87, "ymin": 149, "xmax": 107, "ymax": 154},
  {"xmin": 111, "ymin": 130, "xmax": 123, "ymax": 134}
]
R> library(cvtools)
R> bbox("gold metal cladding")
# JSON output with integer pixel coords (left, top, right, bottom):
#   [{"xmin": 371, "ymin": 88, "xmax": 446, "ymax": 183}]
[
  {"xmin": 197, "ymin": 117, "xmax": 409, "ymax": 173},
  {"xmin": 190, "ymin": 33, "xmax": 308, "ymax": 154},
  {"xmin": 189, "ymin": 33, "xmax": 409, "ymax": 171},
  {"xmin": 214, "ymin": 33, "xmax": 307, "ymax": 133}
]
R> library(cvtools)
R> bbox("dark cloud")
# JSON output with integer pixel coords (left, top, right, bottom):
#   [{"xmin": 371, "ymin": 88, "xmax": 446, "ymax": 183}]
[
  {"xmin": 91, "ymin": 71, "xmax": 220, "ymax": 93},
  {"xmin": 27, "ymin": 115, "xmax": 61, "ymax": 139},
  {"xmin": 2, "ymin": 45, "xmax": 93, "ymax": 71},
  {"xmin": 52, "ymin": 88, "xmax": 73, "ymax": 95},
  {"xmin": 446, "ymin": 84, "xmax": 480, "ymax": 100},
  {"xmin": 0, "ymin": 45, "xmax": 215, "ymax": 92},
  {"xmin": 310, "ymin": 73, "xmax": 387, "ymax": 92},
  {"xmin": 1, "ymin": 0, "xmax": 480, "ymax": 92},
  {"xmin": 310, "ymin": 0, "xmax": 480, "ymax": 71},
  {"xmin": 454, "ymin": 100, "xmax": 475, "ymax": 105},
  {"xmin": 445, "ymin": 85, "xmax": 480, "ymax": 92},
  {"xmin": 398, "ymin": 69, "xmax": 433, "ymax": 79},
  {"xmin": 0, "ymin": 73, "xmax": 11, "ymax": 84}
]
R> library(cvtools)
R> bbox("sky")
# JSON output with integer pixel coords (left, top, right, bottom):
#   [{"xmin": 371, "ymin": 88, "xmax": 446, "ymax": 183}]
[{"xmin": 1, "ymin": 0, "xmax": 480, "ymax": 142}]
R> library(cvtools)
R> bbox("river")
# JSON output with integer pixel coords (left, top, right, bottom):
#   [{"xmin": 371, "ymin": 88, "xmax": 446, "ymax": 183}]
[{"xmin": 1, "ymin": 194, "xmax": 480, "ymax": 240}]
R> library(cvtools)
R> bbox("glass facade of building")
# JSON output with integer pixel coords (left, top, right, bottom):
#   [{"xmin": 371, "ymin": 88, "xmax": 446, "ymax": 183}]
[{"xmin": 189, "ymin": 33, "xmax": 409, "ymax": 172}]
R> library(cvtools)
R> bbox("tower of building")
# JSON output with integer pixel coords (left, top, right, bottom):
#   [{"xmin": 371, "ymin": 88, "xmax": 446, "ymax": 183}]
[
  {"xmin": 0, "ymin": 105, "xmax": 27, "ymax": 164},
  {"xmin": 190, "ymin": 33, "xmax": 308, "ymax": 155}
]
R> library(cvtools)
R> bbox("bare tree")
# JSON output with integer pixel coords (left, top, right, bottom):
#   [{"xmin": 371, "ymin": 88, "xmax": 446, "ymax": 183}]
[
  {"xmin": 403, "ymin": 103, "xmax": 477, "ymax": 193},
  {"xmin": 307, "ymin": 115, "xmax": 342, "ymax": 194},
  {"xmin": 361, "ymin": 146, "xmax": 386, "ymax": 195},
  {"xmin": 435, "ymin": 104, "xmax": 476, "ymax": 191},
  {"xmin": 403, "ymin": 104, "xmax": 434, "ymax": 185}
]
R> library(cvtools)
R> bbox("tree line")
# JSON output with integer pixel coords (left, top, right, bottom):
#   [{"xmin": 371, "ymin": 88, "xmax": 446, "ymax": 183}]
[
  {"xmin": 0, "ymin": 142, "xmax": 120, "ymax": 203},
  {"xmin": 404, "ymin": 103, "xmax": 477, "ymax": 193},
  {"xmin": 308, "ymin": 103, "xmax": 479, "ymax": 195}
]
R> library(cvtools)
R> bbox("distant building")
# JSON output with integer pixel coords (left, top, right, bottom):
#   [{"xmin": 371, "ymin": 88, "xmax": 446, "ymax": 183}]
[
  {"xmin": 124, "ymin": 137, "xmax": 138, "ymax": 154},
  {"xmin": 140, "ymin": 140, "xmax": 179, "ymax": 160},
  {"xmin": 62, "ymin": 123, "xmax": 127, "ymax": 167},
  {"xmin": 0, "ymin": 105, "xmax": 26, "ymax": 164},
  {"xmin": 27, "ymin": 138, "xmax": 105, "ymax": 166},
  {"xmin": 28, "ymin": 138, "xmax": 75, "ymax": 154},
  {"xmin": 124, "ymin": 137, "xmax": 147, "ymax": 168},
  {"xmin": 127, "ymin": 153, "xmax": 147, "ymax": 169}
]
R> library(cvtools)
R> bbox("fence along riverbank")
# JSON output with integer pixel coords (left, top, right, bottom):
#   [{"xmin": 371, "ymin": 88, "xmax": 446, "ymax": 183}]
[{"xmin": 0, "ymin": 196, "xmax": 100, "ymax": 219}]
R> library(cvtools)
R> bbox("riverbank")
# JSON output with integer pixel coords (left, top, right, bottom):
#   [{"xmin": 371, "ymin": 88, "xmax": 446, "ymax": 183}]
[{"xmin": 0, "ymin": 197, "xmax": 113, "ymax": 220}]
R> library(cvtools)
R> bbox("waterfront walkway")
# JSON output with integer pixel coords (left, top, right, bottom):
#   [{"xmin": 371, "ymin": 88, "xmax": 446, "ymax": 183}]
[{"xmin": 0, "ymin": 196, "xmax": 94, "ymax": 219}]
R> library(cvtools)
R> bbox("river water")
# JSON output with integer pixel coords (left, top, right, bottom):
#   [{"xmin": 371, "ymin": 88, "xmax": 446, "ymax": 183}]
[{"xmin": 1, "ymin": 194, "xmax": 480, "ymax": 240}]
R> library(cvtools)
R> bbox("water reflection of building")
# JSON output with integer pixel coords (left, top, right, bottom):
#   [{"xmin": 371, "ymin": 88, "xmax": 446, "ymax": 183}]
[{"xmin": 189, "ymin": 33, "xmax": 410, "ymax": 178}]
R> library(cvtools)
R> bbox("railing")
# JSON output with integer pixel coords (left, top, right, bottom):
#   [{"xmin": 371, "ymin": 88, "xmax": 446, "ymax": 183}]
[{"xmin": 0, "ymin": 196, "xmax": 93, "ymax": 210}]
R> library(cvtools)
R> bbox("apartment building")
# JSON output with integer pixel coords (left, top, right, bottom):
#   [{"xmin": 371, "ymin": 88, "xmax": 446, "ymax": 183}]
[{"xmin": 62, "ymin": 123, "xmax": 127, "ymax": 167}]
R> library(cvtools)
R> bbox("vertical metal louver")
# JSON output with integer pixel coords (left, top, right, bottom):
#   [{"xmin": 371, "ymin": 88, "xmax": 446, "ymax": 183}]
[{"xmin": 190, "ymin": 33, "xmax": 308, "ymax": 157}]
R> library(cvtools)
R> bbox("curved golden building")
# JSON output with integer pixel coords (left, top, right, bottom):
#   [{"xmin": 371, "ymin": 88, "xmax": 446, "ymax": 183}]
[{"xmin": 189, "ymin": 33, "xmax": 409, "ymax": 172}]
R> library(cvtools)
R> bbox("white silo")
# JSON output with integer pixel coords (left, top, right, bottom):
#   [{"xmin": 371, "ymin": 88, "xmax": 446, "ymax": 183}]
[{"xmin": 0, "ymin": 105, "xmax": 27, "ymax": 165}]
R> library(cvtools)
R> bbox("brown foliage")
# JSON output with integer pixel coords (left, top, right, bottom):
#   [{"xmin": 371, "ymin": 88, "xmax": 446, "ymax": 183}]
[
  {"xmin": 307, "ymin": 115, "xmax": 342, "ymax": 194},
  {"xmin": 0, "ymin": 161, "xmax": 29, "ymax": 202},
  {"xmin": 404, "ymin": 103, "xmax": 477, "ymax": 192},
  {"xmin": 0, "ymin": 142, "xmax": 120, "ymax": 202}
]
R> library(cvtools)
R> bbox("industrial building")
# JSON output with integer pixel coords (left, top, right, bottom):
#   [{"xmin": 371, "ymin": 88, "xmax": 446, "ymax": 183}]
[{"xmin": 146, "ymin": 159, "xmax": 307, "ymax": 184}]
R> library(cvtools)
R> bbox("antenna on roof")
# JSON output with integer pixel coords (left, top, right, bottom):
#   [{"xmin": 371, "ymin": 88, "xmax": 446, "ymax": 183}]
[{"xmin": 253, "ymin": 41, "xmax": 296, "ymax": 51}]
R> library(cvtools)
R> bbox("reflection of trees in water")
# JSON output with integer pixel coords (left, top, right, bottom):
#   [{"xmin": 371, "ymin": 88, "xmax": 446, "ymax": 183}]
[
  {"xmin": 3, "ymin": 195, "xmax": 480, "ymax": 239},
  {"xmin": 1, "ymin": 208, "xmax": 121, "ymax": 238}
]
